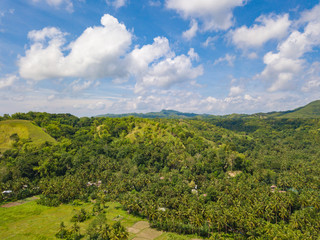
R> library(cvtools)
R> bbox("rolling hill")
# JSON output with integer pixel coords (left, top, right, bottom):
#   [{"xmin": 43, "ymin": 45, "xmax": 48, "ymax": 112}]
[{"xmin": 0, "ymin": 120, "xmax": 56, "ymax": 153}]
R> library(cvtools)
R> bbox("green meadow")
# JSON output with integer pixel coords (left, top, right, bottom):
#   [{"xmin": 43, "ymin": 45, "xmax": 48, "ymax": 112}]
[
  {"xmin": 0, "ymin": 200, "xmax": 201, "ymax": 240},
  {"xmin": 0, "ymin": 120, "xmax": 56, "ymax": 153}
]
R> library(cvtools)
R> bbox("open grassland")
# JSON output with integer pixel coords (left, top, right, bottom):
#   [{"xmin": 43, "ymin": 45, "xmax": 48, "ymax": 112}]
[
  {"xmin": 0, "ymin": 120, "xmax": 55, "ymax": 153},
  {"xmin": 0, "ymin": 200, "xmax": 203, "ymax": 240}
]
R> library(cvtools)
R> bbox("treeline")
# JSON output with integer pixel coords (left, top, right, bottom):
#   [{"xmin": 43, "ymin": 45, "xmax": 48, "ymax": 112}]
[{"xmin": 1, "ymin": 112, "xmax": 320, "ymax": 238}]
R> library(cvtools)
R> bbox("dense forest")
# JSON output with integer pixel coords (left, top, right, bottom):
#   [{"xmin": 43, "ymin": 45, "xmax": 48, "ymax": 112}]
[{"xmin": 1, "ymin": 111, "xmax": 320, "ymax": 239}]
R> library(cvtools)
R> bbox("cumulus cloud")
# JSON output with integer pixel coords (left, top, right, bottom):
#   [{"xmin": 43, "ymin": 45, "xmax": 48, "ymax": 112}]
[
  {"xmin": 230, "ymin": 14, "xmax": 291, "ymax": 49},
  {"xmin": 214, "ymin": 54, "xmax": 236, "ymax": 66},
  {"xmin": 258, "ymin": 3, "xmax": 320, "ymax": 92},
  {"xmin": 19, "ymin": 14, "xmax": 132, "ymax": 81},
  {"xmin": 135, "ymin": 54, "xmax": 203, "ymax": 92},
  {"xmin": 166, "ymin": 0, "xmax": 247, "ymax": 31},
  {"xmin": 182, "ymin": 19, "xmax": 198, "ymax": 40},
  {"xmin": 0, "ymin": 75, "xmax": 17, "ymax": 89},
  {"xmin": 126, "ymin": 37, "xmax": 172, "ymax": 76},
  {"xmin": 19, "ymin": 14, "xmax": 203, "ymax": 93}
]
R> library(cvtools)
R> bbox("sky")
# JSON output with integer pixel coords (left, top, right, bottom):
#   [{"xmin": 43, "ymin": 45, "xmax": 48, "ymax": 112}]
[{"xmin": 0, "ymin": 0, "xmax": 320, "ymax": 116}]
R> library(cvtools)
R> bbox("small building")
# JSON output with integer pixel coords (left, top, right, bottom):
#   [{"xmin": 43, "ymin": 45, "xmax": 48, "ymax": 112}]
[
  {"xmin": 2, "ymin": 190, "xmax": 12, "ymax": 194},
  {"xmin": 270, "ymin": 185, "xmax": 277, "ymax": 192}
]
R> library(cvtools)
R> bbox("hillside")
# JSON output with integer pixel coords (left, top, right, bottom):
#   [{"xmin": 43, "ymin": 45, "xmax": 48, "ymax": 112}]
[
  {"xmin": 0, "ymin": 120, "xmax": 56, "ymax": 153},
  {"xmin": 2, "ymin": 112, "xmax": 320, "ymax": 239},
  {"xmin": 275, "ymin": 100, "xmax": 320, "ymax": 118},
  {"xmin": 97, "ymin": 109, "xmax": 209, "ymax": 119}
]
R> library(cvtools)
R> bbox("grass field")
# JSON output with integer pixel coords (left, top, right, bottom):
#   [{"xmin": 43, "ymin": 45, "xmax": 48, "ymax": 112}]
[
  {"xmin": 0, "ymin": 199, "xmax": 204, "ymax": 240},
  {"xmin": 0, "ymin": 120, "xmax": 56, "ymax": 153}
]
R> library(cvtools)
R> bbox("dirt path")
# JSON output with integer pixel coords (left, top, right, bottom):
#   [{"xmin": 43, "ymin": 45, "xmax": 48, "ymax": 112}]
[
  {"xmin": 128, "ymin": 221, "xmax": 163, "ymax": 240},
  {"xmin": 1, "ymin": 196, "xmax": 39, "ymax": 208}
]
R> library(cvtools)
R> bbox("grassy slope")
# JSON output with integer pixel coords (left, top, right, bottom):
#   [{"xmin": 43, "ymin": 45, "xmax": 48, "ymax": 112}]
[
  {"xmin": 0, "ymin": 120, "xmax": 55, "ymax": 153},
  {"xmin": 0, "ymin": 200, "xmax": 201, "ymax": 240},
  {"xmin": 279, "ymin": 100, "xmax": 320, "ymax": 118}
]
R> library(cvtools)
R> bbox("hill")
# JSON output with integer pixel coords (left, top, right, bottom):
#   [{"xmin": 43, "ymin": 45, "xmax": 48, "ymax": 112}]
[
  {"xmin": 97, "ymin": 109, "xmax": 210, "ymax": 119},
  {"xmin": 276, "ymin": 100, "xmax": 320, "ymax": 118},
  {"xmin": 0, "ymin": 120, "xmax": 56, "ymax": 153},
  {"xmin": 2, "ymin": 112, "xmax": 320, "ymax": 238},
  {"xmin": 98, "ymin": 101, "xmax": 320, "ymax": 119}
]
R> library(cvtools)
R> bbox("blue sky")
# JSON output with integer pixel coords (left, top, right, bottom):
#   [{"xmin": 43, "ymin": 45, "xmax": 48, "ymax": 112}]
[{"xmin": 0, "ymin": 0, "xmax": 320, "ymax": 116}]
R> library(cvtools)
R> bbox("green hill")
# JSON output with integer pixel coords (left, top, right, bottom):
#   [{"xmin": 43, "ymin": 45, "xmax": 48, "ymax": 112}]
[
  {"xmin": 0, "ymin": 120, "xmax": 56, "ymax": 153},
  {"xmin": 259, "ymin": 100, "xmax": 320, "ymax": 118},
  {"xmin": 277, "ymin": 100, "xmax": 320, "ymax": 118},
  {"xmin": 96, "ymin": 109, "xmax": 210, "ymax": 119}
]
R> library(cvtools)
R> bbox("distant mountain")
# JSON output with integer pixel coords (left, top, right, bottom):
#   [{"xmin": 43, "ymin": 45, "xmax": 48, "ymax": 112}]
[
  {"xmin": 96, "ymin": 100, "xmax": 320, "ymax": 119},
  {"xmin": 97, "ymin": 109, "xmax": 211, "ymax": 119}
]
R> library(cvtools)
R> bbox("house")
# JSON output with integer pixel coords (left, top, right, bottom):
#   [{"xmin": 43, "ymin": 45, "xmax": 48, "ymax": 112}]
[{"xmin": 2, "ymin": 190, "xmax": 12, "ymax": 194}]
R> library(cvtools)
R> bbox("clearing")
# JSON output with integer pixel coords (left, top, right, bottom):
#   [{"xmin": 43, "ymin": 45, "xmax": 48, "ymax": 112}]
[{"xmin": 0, "ymin": 198, "xmax": 205, "ymax": 240}]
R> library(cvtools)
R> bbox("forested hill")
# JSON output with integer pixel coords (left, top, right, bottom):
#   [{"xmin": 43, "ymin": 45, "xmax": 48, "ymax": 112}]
[
  {"xmin": 97, "ymin": 100, "xmax": 320, "ymax": 119},
  {"xmin": 1, "ymin": 111, "xmax": 320, "ymax": 239},
  {"xmin": 265, "ymin": 100, "xmax": 320, "ymax": 118},
  {"xmin": 96, "ymin": 109, "xmax": 208, "ymax": 119}
]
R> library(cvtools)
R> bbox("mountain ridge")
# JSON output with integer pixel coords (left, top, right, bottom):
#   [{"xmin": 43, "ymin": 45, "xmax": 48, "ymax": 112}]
[{"xmin": 96, "ymin": 100, "xmax": 320, "ymax": 119}]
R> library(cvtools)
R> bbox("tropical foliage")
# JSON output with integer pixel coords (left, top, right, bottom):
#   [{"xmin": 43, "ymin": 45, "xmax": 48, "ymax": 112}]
[{"xmin": 1, "ymin": 111, "xmax": 320, "ymax": 239}]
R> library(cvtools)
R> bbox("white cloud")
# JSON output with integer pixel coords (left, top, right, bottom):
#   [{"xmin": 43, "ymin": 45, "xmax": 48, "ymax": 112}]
[
  {"xmin": 166, "ymin": 0, "xmax": 247, "ymax": 31},
  {"xmin": 202, "ymin": 36, "xmax": 218, "ymax": 48},
  {"xmin": 28, "ymin": 27, "xmax": 66, "ymax": 42},
  {"xmin": 19, "ymin": 14, "xmax": 203, "ymax": 94},
  {"xmin": 70, "ymin": 79, "xmax": 95, "ymax": 92},
  {"xmin": 107, "ymin": 0, "xmax": 127, "ymax": 9},
  {"xmin": 302, "ymin": 62, "xmax": 320, "ymax": 92},
  {"xmin": 188, "ymin": 48, "xmax": 199, "ymax": 61},
  {"xmin": 126, "ymin": 37, "xmax": 172, "ymax": 76},
  {"xmin": 297, "ymin": 3, "xmax": 320, "ymax": 25},
  {"xmin": 32, "ymin": 0, "xmax": 74, "ymax": 12},
  {"xmin": 88, "ymin": 101, "xmax": 106, "ymax": 110},
  {"xmin": 230, "ymin": 14, "xmax": 291, "ymax": 49},
  {"xmin": 182, "ymin": 19, "xmax": 198, "ymax": 40},
  {"xmin": 258, "ymin": 3, "xmax": 320, "ymax": 92},
  {"xmin": 135, "ymin": 53, "xmax": 203, "ymax": 92},
  {"xmin": 214, "ymin": 54, "xmax": 236, "ymax": 66},
  {"xmin": 19, "ymin": 14, "xmax": 132, "ymax": 81},
  {"xmin": 229, "ymin": 86, "xmax": 243, "ymax": 96},
  {"xmin": 0, "ymin": 75, "xmax": 17, "ymax": 89}
]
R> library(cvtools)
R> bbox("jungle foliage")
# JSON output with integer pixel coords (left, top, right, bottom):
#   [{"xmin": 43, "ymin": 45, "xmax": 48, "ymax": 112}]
[{"xmin": 1, "ymin": 111, "xmax": 320, "ymax": 239}]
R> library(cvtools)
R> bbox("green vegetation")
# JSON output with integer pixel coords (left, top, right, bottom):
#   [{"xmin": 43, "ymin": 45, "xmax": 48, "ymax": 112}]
[
  {"xmin": 1, "ymin": 106, "xmax": 320, "ymax": 239},
  {"xmin": 0, "ymin": 199, "xmax": 199, "ymax": 239},
  {"xmin": 0, "ymin": 120, "xmax": 55, "ymax": 153},
  {"xmin": 277, "ymin": 100, "xmax": 320, "ymax": 118},
  {"xmin": 97, "ymin": 109, "xmax": 205, "ymax": 119}
]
